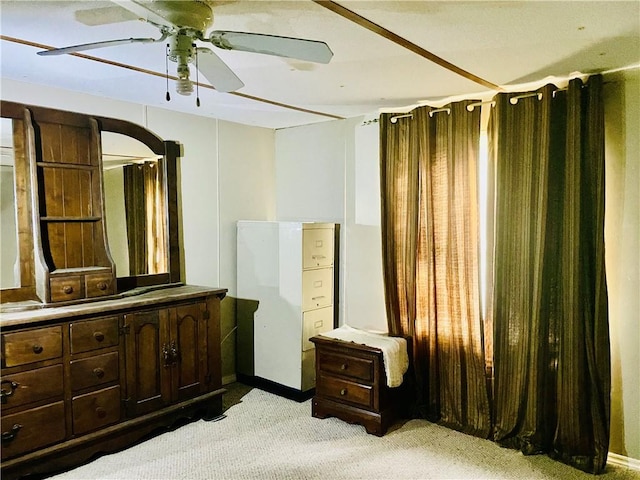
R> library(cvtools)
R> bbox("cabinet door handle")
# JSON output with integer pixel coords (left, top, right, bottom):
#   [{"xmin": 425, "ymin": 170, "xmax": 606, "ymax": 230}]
[
  {"xmin": 93, "ymin": 331, "xmax": 105, "ymax": 342},
  {"xmin": 162, "ymin": 343, "xmax": 172, "ymax": 367},
  {"xmin": 162, "ymin": 341, "xmax": 180, "ymax": 367},
  {"xmin": 1, "ymin": 424, "xmax": 22, "ymax": 444},
  {"xmin": 0, "ymin": 380, "xmax": 19, "ymax": 404},
  {"xmin": 169, "ymin": 341, "xmax": 179, "ymax": 365},
  {"xmin": 32, "ymin": 344, "xmax": 43, "ymax": 354}
]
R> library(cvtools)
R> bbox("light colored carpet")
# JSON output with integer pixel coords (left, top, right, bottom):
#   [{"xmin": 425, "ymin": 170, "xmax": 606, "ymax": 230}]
[{"xmin": 49, "ymin": 388, "xmax": 639, "ymax": 480}]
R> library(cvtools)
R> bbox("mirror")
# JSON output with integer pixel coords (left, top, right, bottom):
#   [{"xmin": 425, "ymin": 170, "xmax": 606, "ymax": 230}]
[
  {"xmin": 102, "ymin": 132, "xmax": 168, "ymax": 279},
  {"xmin": 0, "ymin": 118, "xmax": 19, "ymax": 289}
]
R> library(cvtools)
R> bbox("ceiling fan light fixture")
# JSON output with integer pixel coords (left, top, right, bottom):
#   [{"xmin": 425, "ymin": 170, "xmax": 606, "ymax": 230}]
[{"xmin": 175, "ymin": 62, "xmax": 193, "ymax": 95}]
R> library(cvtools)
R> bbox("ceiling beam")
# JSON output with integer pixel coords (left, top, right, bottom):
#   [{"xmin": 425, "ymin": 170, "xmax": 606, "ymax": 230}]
[
  {"xmin": 0, "ymin": 35, "xmax": 345, "ymax": 121},
  {"xmin": 313, "ymin": 0, "xmax": 503, "ymax": 91}
]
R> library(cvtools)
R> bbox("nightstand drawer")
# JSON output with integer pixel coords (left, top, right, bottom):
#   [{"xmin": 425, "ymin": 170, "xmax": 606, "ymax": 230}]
[
  {"xmin": 0, "ymin": 364, "xmax": 64, "ymax": 409},
  {"xmin": 316, "ymin": 373, "xmax": 374, "ymax": 409},
  {"xmin": 318, "ymin": 350, "xmax": 374, "ymax": 382},
  {"xmin": 2, "ymin": 326, "xmax": 63, "ymax": 367},
  {"xmin": 72, "ymin": 385, "xmax": 121, "ymax": 435},
  {"xmin": 70, "ymin": 351, "xmax": 119, "ymax": 391},
  {"xmin": 69, "ymin": 316, "xmax": 119, "ymax": 353},
  {"xmin": 0, "ymin": 401, "xmax": 65, "ymax": 460}
]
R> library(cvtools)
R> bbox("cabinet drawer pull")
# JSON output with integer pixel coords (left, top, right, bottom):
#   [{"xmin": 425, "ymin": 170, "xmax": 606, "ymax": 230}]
[
  {"xmin": 93, "ymin": 331, "xmax": 105, "ymax": 342},
  {"xmin": 0, "ymin": 380, "xmax": 19, "ymax": 403},
  {"xmin": 95, "ymin": 407, "xmax": 107, "ymax": 419},
  {"xmin": 32, "ymin": 344, "xmax": 44, "ymax": 354},
  {"xmin": 340, "ymin": 363, "xmax": 348, "ymax": 370},
  {"xmin": 1, "ymin": 424, "xmax": 22, "ymax": 444},
  {"xmin": 93, "ymin": 367, "xmax": 105, "ymax": 379},
  {"xmin": 340, "ymin": 388, "xmax": 347, "ymax": 396},
  {"xmin": 97, "ymin": 282, "xmax": 108, "ymax": 291},
  {"xmin": 63, "ymin": 285, "xmax": 74, "ymax": 294},
  {"xmin": 311, "ymin": 296, "xmax": 325, "ymax": 301}
]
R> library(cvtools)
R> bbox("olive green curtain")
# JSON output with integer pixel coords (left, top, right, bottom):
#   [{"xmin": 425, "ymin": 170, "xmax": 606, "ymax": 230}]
[
  {"xmin": 488, "ymin": 75, "xmax": 610, "ymax": 473},
  {"xmin": 123, "ymin": 159, "xmax": 167, "ymax": 276},
  {"xmin": 380, "ymin": 101, "xmax": 491, "ymax": 437}
]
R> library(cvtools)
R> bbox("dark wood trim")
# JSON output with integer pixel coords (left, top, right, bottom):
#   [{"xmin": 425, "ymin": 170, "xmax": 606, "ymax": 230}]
[
  {"xmin": 164, "ymin": 141, "xmax": 182, "ymax": 284},
  {"xmin": 312, "ymin": 1, "xmax": 503, "ymax": 91},
  {"xmin": 238, "ymin": 374, "xmax": 315, "ymax": 403}
]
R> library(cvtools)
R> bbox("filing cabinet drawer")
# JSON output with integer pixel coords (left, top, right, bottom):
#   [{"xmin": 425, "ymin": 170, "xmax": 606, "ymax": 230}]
[
  {"xmin": 85, "ymin": 272, "xmax": 115, "ymax": 298},
  {"xmin": 49, "ymin": 275, "xmax": 83, "ymax": 302},
  {"xmin": 316, "ymin": 373, "xmax": 374, "ymax": 409},
  {"xmin": 318, "ymin": 350, "xmax": 375, "ymax": 382},
  {"xmin": 302, "ymin": 268, "xmax": 333, "ymax": 310},
  {"xmin": 302, "ymin": 307, "xmax": 334, "ymax": 351},
  {"xmin": 70, "ymin": 351, "xmax": 119, "ymax": 391},
  {"xmin": 2, "ymin": 326, "xmax": 63, "ymax": 367},
  {"xmin": 69, "ymin": 316, "xmax": 119, "ymax": 353},
  {"xmin": 0, "ymin": 364, "xmax": 63, "ymax": 409},
  {"xmin": 0, "ymin": 401, "xmax": 65, "ymax": 460},
  {"xmin": 72, "ymin": 385, "xmax": 121, "ymax": 435},
  {"xmin": 303, "ymin": 227, "xmax": 334, "ymax": 268}
]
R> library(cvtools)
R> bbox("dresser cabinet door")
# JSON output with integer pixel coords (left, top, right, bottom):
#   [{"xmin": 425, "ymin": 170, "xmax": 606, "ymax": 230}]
[{"xmin": 123, "ymin": 309, "xmax": 171, "ymax": 416}]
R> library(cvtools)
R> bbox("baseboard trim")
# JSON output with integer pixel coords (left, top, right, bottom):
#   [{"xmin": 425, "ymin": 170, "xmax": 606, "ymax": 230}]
[
  {"xmin": 608, "ymin": 452, "xmax": 640, "ymax": 471},
  {"xmin": 222, "ymin": 374, "xmax": 237, "ymax": 386}
]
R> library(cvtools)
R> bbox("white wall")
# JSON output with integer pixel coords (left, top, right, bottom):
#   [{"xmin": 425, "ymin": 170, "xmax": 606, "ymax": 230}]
[{"xmin": 603, "ymin": 68, "xmax": 640, "ymax": 462}]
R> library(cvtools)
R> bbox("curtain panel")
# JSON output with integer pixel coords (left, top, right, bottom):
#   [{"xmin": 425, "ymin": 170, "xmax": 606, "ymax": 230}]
[
  {"xmin": 488, "ymin": 75, "xmax": 610, "ymax": 473},
  {"xmin": 380, "ymin": 101, "xmax": 492, "ymax": 437},
  {"xmin": 380, "ymin": 74, "xmax": 609, "ymax": 474}
]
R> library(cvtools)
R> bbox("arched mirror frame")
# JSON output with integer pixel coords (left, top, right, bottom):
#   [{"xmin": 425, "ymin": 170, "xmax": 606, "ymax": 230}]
[{"xmin": 0, "ymin": 100, "xmax": 182, "ymax": 304}]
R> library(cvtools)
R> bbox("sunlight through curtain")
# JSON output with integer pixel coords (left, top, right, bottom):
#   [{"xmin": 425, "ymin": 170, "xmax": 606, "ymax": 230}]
[
  {"xmin": 380, "ymin": 101, "xmax": 491, "ymax": 437},
  {"xmin": 487, "ymin": 75, "xmax": 610, "ymax": 473},
  {"xmin": 123, "ymin": 159, "xmax": 167, "ymax": 276}
]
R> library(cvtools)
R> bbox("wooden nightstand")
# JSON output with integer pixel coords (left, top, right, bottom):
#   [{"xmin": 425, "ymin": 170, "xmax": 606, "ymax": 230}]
[{"xmin": 310, "ymin": 335, "xmax": 409, "ymax": 436}]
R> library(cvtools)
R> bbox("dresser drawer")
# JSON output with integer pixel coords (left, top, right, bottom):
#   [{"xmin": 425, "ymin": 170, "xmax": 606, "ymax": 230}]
[
  {"xmin": 1, "ymin": 364, "xmax": 63, "ymax": 409},
  {"xmin": 316, "ymin": 373, "xmax": 374, "ymax": 409},
  {"xmin": 318, "ymin": 350, "xmax": 374, "ymax": 382},
  {"xmin": 69, "ymin": 316, "xmax": 119, "ymax": 353},
  {"xmin": 302, "ymin": 268, "xmax": 333, "ymax": 310},
  {"xmin": 2, "ymin": 326, "xmax": 63, "ymax": 367},
  {"xmin": 50, "ymin": 275, "xmax": 83, "ymax": 302},
  {"xmin": 0, "ymin": 401, "xmax": 66, "ymax": 460},
  {"xmin": 85, "ymin": 272, "xmax": 115, "ymax": 298},
  {"xmin": 72, "ymin": 385, "xmax": 121, "ymax": 435},
  {"xmin": 70, "ymin": 351, "xmax": 119, "ymax": 391}
]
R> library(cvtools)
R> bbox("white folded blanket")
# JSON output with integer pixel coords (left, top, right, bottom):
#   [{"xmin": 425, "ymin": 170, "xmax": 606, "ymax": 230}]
[{"xmin": 320, "ymin": 325, "xmax": 409, "ymax": 388}]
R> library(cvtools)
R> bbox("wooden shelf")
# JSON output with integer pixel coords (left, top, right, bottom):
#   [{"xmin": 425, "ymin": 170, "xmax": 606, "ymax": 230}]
[
  {"xmin": 37, "ymin": 161, "xmax": 96, "ymax": 170},
  {"xmin": 40, "ymin": 216, "xmax": 101, "ymax": 222}
]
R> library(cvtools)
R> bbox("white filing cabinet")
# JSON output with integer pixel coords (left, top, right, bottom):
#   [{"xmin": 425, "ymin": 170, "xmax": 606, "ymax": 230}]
[{"xmin": 237, "ymin": 221, "xmax": 337, "ymax": 392}]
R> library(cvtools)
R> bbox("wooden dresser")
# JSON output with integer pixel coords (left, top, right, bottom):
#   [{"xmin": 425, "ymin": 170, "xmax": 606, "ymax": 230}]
[
  {"xmin": 310, "ymin": 336, "xmax": 409, "ymax": 436},
  {"xmin": 0, "ymin": 102, "xmax": 226, "ymax": 479},
  {"xmin": 1, "ymin": 285, "xmax": 226, "ymax": 479}
]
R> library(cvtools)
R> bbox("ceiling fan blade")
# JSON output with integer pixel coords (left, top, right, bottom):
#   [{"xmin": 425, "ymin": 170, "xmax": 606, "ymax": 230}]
[
  {"xmin": 75, "ymin": 5, "xmax": 138, "ymax": 26},
  {"xmin": 195, "ymin": 47, "xmax": 244, "ymax": 93},
  {"xmin": 209, "ymin": 31, "xmax": 333, "ymax": 64},
  {"xmin": 37, "ymin": 36, "xmax": 162, "ymax": 56},
  {"xmin": 110, "ymin": 0, "xmax": 177, "ymax": 30}
]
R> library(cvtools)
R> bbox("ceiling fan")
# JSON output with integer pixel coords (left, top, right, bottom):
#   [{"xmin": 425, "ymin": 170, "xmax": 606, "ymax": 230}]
[{"xmin": 37, "ymin": 0, "xmax": 333, "ymax": 97}]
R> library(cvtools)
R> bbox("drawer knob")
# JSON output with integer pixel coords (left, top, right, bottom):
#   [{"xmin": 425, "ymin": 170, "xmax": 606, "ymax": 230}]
[
  {"xmin": 93, "ymin": 331, "xmax": 105, "ymax": 342},
  {"xmin": 1, "ymin": 424, "xmax": 22, "ymax": 444},
  {"xmin": 340, "ymin": 388, "xmax": 347, "ymax": 396},
  {"xmin": 32, "ymin": 344, "xmax": 44, "ymax": 354},
  {"xmin": 95, "ymin": 407, "xmax": 107, "ymax": 419},
  {"xmin": 93, "ymin": 367, "xmax": 105, "ymax": 379},
  {"xmin": 97, "ymin": 282, "xmax": 108, "ymax": 291},
  {"xmin": 63, "ymin": 285, "xmax": 74, "ymax": 294},
  {"xmin": 340, "ymin": 363, "xmax": 348, "ymax": 370},
  {"xmin": 0, "ymin": 380, "xmax": 19, "ymax": 404}
]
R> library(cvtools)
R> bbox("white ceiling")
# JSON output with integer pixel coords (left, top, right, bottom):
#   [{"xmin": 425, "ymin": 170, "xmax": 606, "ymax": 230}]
[{"xmin": 1, "ymin": 0, "xmax": 639, "ymax": 129}]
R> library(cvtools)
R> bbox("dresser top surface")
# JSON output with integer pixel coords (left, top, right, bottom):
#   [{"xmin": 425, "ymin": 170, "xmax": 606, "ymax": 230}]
[{"xmin": 0, "ymin": 284, "xmax": 227, "ymax": 327}]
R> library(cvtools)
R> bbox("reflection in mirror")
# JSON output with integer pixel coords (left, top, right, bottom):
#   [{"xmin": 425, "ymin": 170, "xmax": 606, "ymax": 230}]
[
  {"xmin": 102, "ymin": 132, "xmax": 168, "ymax": 278},
  {"xmin": 0, "ymin": 118, "xmax": 19, "ymax": 289}
]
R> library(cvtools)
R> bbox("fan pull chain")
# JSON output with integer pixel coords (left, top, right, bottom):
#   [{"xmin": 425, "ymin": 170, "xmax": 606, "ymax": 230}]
[
  {"xmin": 194, "ymin": 44, "xmax": 201, "ymax": 107},
  {"xmin": 165, "ymin": 43, "xmax": 171, "ymax": 102}
]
